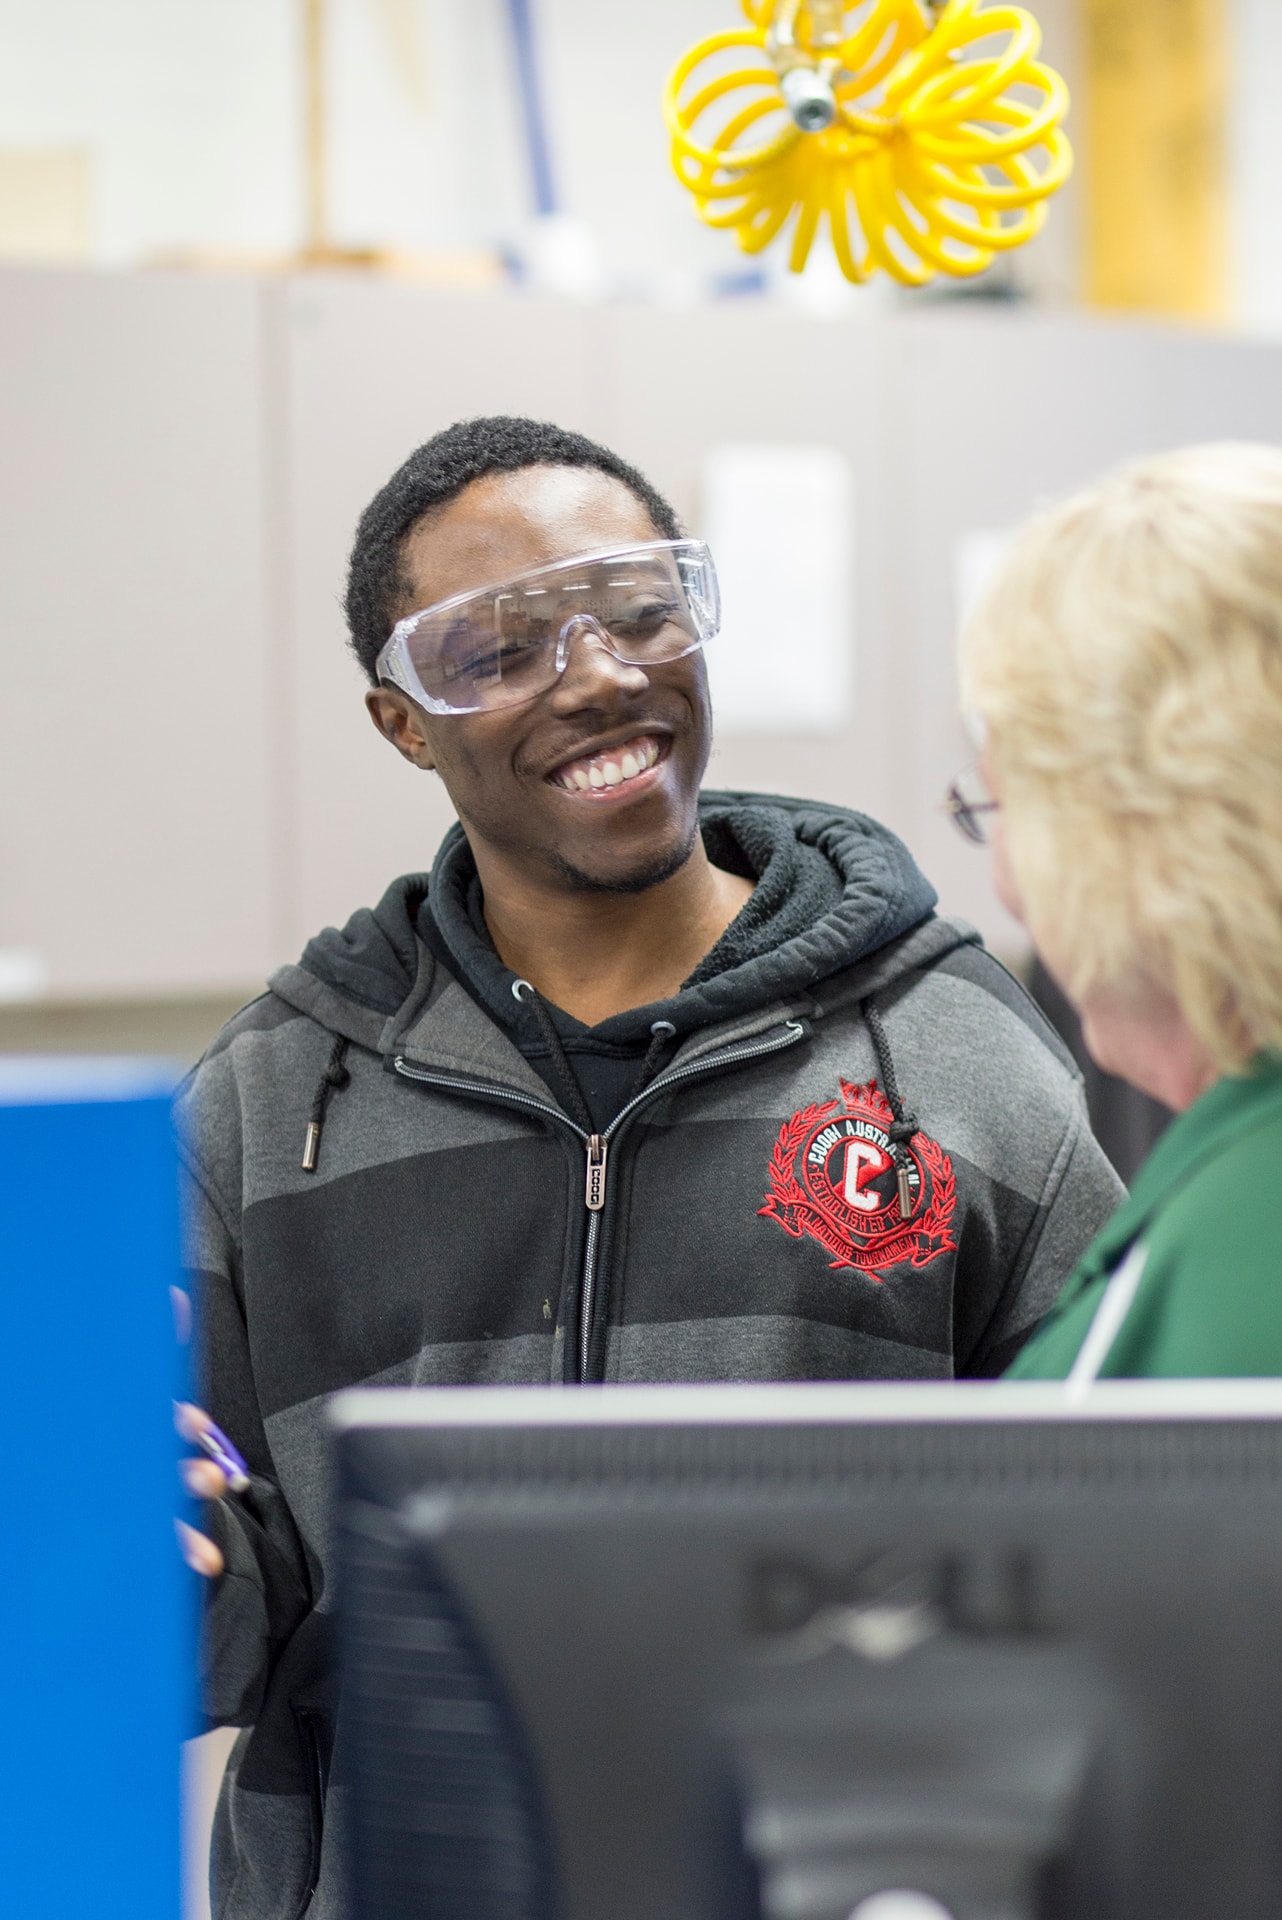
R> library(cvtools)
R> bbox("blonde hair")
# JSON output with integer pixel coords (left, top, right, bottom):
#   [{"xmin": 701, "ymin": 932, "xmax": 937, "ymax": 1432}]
[{"xmin": 960, "ymin": 443, "xmax": 1282, "ymax": 1077}]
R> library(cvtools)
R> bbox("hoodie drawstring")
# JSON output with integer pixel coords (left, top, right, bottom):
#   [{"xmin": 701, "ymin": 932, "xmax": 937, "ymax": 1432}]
[
  {"xmin": 301, "ymin": 1035, "xmax": 351, "ymax": 1173},
  {"xmin": 512, "ymin": 979, "xmax": 677, "ymax": 1131},
  {"xmin": 634, "ymin": 1018, "xmax": 678, "ymax": 1096},
  {"xmin": 861, "ymin": 997, "xmax": 919, "ymax": 1219},
  {"xmin": 513, "ymin": 981, "xmax": 593, "ymax": 1132}
]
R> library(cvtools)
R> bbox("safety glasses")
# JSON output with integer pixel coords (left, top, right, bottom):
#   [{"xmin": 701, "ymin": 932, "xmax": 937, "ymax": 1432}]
[{"xmin": 374, "ymin": 539, "xmax": 720, "ymax": 717}]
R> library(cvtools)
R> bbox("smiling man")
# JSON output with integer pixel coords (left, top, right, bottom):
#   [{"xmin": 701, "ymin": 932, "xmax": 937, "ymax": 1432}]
[{"xmin": 179, "ymin": 416, "xmax": 1122, "ymax": 1920}]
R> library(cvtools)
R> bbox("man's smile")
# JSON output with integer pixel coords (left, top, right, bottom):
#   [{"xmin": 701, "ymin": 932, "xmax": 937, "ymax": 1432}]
[{"xmin": 544, "ymin": 731, "xmax": 671, "ymax": 800}]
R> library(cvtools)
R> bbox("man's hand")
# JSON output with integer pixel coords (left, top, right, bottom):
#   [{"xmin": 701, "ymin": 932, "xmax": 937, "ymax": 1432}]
[
  {"xmin": 171, "ymin": 1285, "xmax": 227, "ymax": 1577},
  {"xmin": 175, "ymin": 1399, "xmax": 227, "ymax": 1579}
]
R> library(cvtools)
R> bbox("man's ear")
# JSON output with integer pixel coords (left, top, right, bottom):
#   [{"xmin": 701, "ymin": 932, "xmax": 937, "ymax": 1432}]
[{"xmin": 365, "ymin": 689, "xmax": 437, "ymax": 771}]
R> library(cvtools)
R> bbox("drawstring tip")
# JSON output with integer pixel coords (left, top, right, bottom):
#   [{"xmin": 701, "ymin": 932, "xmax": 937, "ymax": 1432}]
[
  {"xmin": 302, "ymin": 1034, "xmax": 351, "ymax": 1172},
  {"xmin": 896, "ymin": 1160, "xmax": 913, "ymax": 1220}
]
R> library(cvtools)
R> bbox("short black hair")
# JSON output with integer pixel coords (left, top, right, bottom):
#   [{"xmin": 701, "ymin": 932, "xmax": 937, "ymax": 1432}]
[{"xmin": 344, "ymin": 414, "xmax": 682, "ymax": 683}]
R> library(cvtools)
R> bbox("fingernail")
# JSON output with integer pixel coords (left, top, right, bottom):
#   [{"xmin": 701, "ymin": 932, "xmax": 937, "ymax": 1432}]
[
  {"xmin": 181, "ymin": 1460, "xmax": 224, "ymax": 1499},
  {"xmin": 170, "ymin": 1286, "xmax": 192, "ymax": 1344}
]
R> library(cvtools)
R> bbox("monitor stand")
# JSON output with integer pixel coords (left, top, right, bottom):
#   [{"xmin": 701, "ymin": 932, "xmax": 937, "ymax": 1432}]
[{"xmin": 724, "ymin": 1632, "xmax": 1113, "ymax": 1920}]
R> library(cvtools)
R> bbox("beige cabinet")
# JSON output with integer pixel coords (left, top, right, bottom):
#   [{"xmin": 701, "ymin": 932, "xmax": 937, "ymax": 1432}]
[{"xmin": 0, "ymin": 267, "xmax": 275, "ymax": 997}]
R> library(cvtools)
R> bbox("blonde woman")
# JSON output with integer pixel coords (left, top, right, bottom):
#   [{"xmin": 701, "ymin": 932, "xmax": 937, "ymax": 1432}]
[{"xmin": 954, "ymin": 443, "xmax": 1282, "ymax": 1381}]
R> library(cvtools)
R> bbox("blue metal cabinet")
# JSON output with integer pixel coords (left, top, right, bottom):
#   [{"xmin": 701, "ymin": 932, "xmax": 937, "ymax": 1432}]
[{"xmin": 0, "ymin": 1058, "xmax": 187, "ymax": 1918}]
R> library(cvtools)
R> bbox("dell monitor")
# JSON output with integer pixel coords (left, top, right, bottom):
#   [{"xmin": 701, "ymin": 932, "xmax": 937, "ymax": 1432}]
[{"xmin": 332, "ymin": 1381, "xmax": 1282, "ymax": 1920}]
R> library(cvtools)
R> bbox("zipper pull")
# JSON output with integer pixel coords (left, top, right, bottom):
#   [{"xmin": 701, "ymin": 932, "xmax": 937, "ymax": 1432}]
[{"xmin": 585, "ymin": 1134, "xmax": 608, "ymax": 1212}]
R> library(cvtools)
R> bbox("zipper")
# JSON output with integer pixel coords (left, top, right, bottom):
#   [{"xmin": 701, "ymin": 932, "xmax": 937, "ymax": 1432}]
[
  {"xmin": 394, "ymin": 1018, "xmax": 807, "ymax": 1383},
  {"xmin": 573, "ymin": 1020, "xmax": 809, "ymax": 1379},
  {"xmin": 585, "ymin": 1134, "xmax": 608, "ymax": 1210},
  {"xmin": 392, "ymin": 1059, "xmax": 589, "ymax": 1373}
]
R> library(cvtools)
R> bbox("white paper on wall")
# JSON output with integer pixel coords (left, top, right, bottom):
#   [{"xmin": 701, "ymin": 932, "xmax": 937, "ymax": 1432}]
[
  {"xmin": 954, "ymin": 527, "xmax": 1015, "ymax": 631},
  {"xmin": 0, "ymin": 950, "xmax": 49, "ymax": 1004},
  {"xmin": 700, "ymin": 443, "xmax": 855, "ymax": 734}
]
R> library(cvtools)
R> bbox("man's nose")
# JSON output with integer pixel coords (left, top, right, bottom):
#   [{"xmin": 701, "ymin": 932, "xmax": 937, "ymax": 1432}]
[{"xmin": 550, "ymin": 615, "xmax": 650, "ymax": 706}]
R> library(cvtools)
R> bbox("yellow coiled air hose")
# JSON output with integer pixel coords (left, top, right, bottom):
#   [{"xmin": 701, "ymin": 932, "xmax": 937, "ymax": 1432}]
[{"xmin": 663, "ymin": 0, "xmax": 1072, "ymax": 286}]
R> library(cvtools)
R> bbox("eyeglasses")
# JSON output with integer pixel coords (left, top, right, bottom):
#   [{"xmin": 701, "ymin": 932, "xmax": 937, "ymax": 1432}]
[
  {"xmin": 374, "ymin": 538, "xmax": 720, "ymax": 717},
  {"xmin": 943, "ymin": 765, "xmax": 1001, "ymax": 845}
]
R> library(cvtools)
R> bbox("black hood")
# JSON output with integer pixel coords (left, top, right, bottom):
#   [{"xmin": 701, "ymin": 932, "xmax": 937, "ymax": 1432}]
[{"xmin": 296, "ymin": 791, "xmax": 937, "ymax": 1045}]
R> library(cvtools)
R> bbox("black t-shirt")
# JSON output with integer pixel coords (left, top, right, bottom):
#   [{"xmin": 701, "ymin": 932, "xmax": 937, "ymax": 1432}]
[{"xmin": 417, "ymin": 802, "xmax": 849, "ymax": 1129}]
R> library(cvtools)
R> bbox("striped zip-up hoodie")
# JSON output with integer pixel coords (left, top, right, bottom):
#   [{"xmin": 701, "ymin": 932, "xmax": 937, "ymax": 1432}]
[{"xmin": 179, "ymin": 793, "xmax": 1123, "ymax": 1920}]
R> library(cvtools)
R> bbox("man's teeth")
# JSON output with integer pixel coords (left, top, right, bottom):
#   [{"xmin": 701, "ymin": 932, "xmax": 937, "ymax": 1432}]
[{"xmin": 553, "ymin": 737, "xmax": 661, "ymax": 794}]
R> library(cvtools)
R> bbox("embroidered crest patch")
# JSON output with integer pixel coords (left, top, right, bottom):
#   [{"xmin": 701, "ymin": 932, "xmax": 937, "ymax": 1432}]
[{"xmin": 759, "ymin": 1079, "xmax": 957, "ymax": 1276}]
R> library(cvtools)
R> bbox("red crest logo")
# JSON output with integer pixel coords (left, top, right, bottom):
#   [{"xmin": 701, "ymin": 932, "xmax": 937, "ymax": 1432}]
[{"xmin": 759, "ymin": 1079, "xmax": 957, "ymax": 1276}]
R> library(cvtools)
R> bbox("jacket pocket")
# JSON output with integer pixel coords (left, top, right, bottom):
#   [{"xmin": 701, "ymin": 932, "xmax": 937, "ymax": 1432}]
[{"xmin": 291, "ymin": 1707, "xmax": 333, "ymax": 1920}]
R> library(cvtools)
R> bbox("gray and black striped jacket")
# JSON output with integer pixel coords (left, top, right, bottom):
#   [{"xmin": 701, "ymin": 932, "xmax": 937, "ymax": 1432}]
[{"xmin": 178, "ymin": 794, "xmax": 1123, "ymax": 1920}]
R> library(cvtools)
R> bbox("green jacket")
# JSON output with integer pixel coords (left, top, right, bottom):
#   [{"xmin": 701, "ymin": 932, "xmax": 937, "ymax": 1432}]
[{"xmin": 1008, "ymin": 1058, "xmax": 1282, "ymax": 1380}]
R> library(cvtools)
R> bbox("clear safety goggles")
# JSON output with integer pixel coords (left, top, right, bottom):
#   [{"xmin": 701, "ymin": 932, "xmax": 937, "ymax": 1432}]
[{"xmin": 374, "ymin": 539, "xmax": 720, "ymax": 716}]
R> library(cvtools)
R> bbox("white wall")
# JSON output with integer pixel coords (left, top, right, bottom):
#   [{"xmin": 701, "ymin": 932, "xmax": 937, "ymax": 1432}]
[
  {"xmin": 0, "ymin": 0, "xmax": 300, "ymax": 261},
  {"xmin": 0, "ymin": 0, "xmax": 736, "ymax": 276}
]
